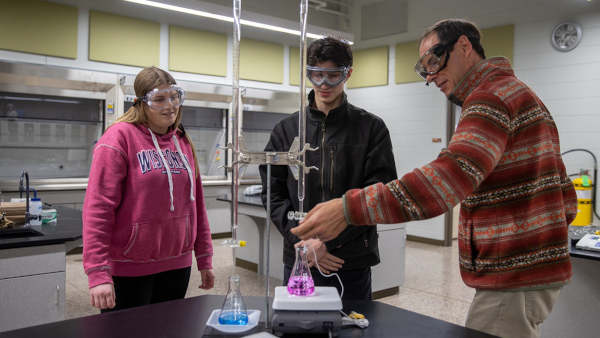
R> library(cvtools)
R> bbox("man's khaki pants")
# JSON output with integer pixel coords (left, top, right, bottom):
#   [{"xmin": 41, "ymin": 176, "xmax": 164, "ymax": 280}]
[{"xmin": 465, "ymin": 287, "xmax": 561, "ymax": 338}]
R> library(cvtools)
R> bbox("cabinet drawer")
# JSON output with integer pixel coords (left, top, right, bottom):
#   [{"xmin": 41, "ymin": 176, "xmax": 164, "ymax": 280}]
[
  {"xmin": 0, "ymin": 271, "xmax": 65, "ymax": 332},
  {"xmin": 0, "ymin": 244, "xmax": 65, "ymax": 279}
]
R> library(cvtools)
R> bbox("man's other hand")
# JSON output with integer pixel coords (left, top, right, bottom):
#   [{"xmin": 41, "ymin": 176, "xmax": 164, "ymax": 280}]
[{"xmin": 296, "ymin": 238, "xmax": 344, "ymax": 274}]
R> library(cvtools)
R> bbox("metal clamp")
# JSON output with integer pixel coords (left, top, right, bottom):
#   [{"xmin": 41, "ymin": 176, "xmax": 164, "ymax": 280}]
[{"xmin": 220, "ymin": 136, "xmax": 319, "ymax": 180}]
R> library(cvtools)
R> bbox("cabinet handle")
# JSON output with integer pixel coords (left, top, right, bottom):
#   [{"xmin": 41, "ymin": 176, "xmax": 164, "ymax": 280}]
[{"xmin": 56, "ymin": 285, "xmax": 60, "ymax": 306}]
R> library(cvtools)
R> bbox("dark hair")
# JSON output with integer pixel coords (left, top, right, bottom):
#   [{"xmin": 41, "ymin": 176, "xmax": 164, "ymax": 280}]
[
  {"xmin": 307, "ymin": 37, "xmax": 353, "ymax": 67},
  {"xmin": 421, "ymin": 19, "xmax": 486, "ymax": 59}
]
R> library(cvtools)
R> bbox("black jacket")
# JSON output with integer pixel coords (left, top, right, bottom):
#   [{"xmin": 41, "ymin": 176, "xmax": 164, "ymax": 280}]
[{"xmin": 259, "ymin": 91, "xmax": 398, "ymax": 269}]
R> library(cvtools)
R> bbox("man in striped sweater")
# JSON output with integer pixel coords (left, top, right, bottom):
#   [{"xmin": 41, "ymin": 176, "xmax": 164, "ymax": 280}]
[{"xmin": 292, "ymin": 19, "xmax": 577, "ymax": 338}]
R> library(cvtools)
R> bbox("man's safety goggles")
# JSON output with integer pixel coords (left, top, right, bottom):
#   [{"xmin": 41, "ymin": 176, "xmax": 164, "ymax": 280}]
[
  {"xmin": 136, "ymin": 85, "xmax": 185, "ymax": 110},
  {"xmin": 306, "ymin": 65, "xmax": 350, "ymax": 87},
  {"xmin": 414, "ymin": 38, "xmax": 458, "ymax": 84}
]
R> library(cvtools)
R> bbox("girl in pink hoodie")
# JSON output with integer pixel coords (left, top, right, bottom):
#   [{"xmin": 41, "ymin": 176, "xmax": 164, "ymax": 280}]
[{"xmin": 83, "ymin": 67, "xmax": 214, "ymax": 311}]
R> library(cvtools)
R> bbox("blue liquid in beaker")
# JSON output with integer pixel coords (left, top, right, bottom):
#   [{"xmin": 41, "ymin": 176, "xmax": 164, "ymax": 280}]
[{"xmin": 218, "ymin": 311, "xmax": 249, "ymax": 325}]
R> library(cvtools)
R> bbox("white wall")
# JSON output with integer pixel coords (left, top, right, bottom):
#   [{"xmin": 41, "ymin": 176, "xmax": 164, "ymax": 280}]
[
  {"xmin": 347, "ymin": 47, "xmax": 448, "ymax": 240},
  {"xmin": 346, "ymin": 10, "xmax": 600, "ymax": 240},
  {"xmin": 513, "ymin": 13, "xmax": 600, "ymax": 223}
]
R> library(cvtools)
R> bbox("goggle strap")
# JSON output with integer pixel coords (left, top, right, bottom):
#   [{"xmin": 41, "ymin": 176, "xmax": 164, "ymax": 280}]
[{"xmin": 306, "ymin": 65, "xmax": 349, "ymax": 72}]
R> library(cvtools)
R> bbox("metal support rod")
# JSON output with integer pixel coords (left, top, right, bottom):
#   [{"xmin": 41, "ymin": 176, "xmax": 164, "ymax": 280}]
[
  {"xmin": 298, "ymin": 0, "xmax": 309, "ymax": 213},
  {"xmin": 19, "ymin": 170, "xmax": 30, "ymax": 224},
  {"xmin": 265, "ymin": 163, "xmax": 272, "ymax": 329}
]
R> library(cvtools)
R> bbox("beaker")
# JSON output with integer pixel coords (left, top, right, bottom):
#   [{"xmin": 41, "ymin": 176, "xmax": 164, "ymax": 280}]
[
  {"xmin": 218, "ymin": 274, "xmax": 248, "ymax": 325},
  {"xmin": 287, "ymin": 245, "xmax": 315, "ymax": 296}
]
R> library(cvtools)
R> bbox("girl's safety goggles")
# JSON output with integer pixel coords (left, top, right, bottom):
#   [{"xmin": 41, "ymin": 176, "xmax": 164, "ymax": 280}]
[
  {"xmin": 136, "ymin": 85, "xmax": 185, "ymax": 110},
  {"xmin": 306, "ymin": 65, "xmax": 350, "ymax": 87}
]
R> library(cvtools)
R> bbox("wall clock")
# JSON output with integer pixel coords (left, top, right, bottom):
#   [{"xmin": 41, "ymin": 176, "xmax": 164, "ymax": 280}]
[{"xmin": 551, "ymin": 22, "xmax": 583, "ymax": 52}]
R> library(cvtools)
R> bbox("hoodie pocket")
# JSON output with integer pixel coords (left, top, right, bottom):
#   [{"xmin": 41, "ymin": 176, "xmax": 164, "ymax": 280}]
[
  {"xmin": 458, "ymin": 218, "xmax": 477, "ymax": 271},
  {"xmin": 122, "ymin": 214, "xmax": 193, "ymax": 261}
]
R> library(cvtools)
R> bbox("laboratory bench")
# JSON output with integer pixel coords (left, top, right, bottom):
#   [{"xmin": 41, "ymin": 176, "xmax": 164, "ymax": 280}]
[
  {"xmin": 568, "ymin": 225, "xmax": 600, "ymax": 261},
  {"xmin": 217, "ymin": 194, "xmax": 406, "ymax": 299},
  {"xmin": 0, "ymin": 295, "xmax": 495, "ymax": 337},
  {"xmin": 0, "ymin": 206, "xmax": 82, "ymax": 333},
  {"xmin": 539, "ymin": 231, "xmax": 600, "ymax": 338}
]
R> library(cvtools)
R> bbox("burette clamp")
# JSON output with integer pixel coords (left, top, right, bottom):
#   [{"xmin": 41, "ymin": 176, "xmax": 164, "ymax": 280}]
[{"xmin": 287, "ymin": 210, "xmax": 307, "ymax": 221}]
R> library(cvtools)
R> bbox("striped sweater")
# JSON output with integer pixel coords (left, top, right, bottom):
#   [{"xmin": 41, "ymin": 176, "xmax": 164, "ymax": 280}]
[{"xmin": 343, "ymin": 57, "xmax": 577, "ymax": 290}]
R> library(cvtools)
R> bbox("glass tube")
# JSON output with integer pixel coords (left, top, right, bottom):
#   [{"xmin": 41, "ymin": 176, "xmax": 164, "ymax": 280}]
[
  {"xmin": 298, "ymin": 0, "xmax": 308, "ymax": 213},
  {"xmin": 230, "ymin": 0, "xmax": 242, "ymax": 248}
]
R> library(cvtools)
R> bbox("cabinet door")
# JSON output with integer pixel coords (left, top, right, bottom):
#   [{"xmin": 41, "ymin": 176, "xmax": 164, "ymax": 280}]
[
  {"xmin": 372, "ymin": 228, "xmax": 406, "ymax": 292},
  {"xmin": 0, "ymin": 272, "xmax": 65, "ymax": 332}
]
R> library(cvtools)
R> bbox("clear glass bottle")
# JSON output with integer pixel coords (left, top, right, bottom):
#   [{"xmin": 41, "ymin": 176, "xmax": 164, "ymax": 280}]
[
  {"xmin": 218, "ymin": 274, "xmax": 248, "ymax": 325},
  {"xmin": 287, "ymin": 245, "xmax": 315, "ymax": 296}
]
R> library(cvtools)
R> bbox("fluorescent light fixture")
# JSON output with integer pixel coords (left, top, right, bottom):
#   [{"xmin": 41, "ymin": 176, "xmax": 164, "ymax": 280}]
[
  {"xmin": 123, "ymin": 0, "xmax": 353, "ymax": 44},
  {"xmin": 1, "ymin": 96, "xmax": 80, "ymax": 104}
]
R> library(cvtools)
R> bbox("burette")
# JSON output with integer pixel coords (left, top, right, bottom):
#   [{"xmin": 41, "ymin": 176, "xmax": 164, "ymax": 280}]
[{"xmin": 225, "ymin": 0, "xmax": 243, "ymax": 255}]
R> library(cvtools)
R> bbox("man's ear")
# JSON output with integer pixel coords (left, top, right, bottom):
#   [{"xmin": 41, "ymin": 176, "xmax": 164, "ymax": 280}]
[{"xmin": 457, "ymin": 35, "xmax": 473, "ymax": 56}]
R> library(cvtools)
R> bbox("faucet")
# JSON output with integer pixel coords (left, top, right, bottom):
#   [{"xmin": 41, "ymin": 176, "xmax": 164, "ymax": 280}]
[{"xmin": 19, "ymin": 169, "xmax": 30, "ymax": 224}]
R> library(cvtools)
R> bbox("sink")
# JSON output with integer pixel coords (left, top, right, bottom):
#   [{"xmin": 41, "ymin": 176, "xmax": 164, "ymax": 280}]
[{"xmin": 0, "ymin": 227, "xmax": 44, "ymax": 239}]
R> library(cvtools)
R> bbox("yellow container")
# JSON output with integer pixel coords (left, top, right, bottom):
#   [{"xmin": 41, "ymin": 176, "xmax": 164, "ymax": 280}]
[{"xmin": 572, "ymin": 176, "xmax": 593, "ymax": 226}]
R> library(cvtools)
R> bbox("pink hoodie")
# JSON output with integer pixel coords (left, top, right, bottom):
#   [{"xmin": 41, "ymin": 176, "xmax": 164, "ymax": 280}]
[{"xmin": 83, "ymin": 122, "xmax": 213, "ymax": 289}]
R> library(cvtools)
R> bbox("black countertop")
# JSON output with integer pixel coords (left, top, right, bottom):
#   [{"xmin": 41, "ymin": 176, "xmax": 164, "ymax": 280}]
[
  {"xmin": 217, "ymin": 193, "xmax": 263, "ymax": 207},
  {"xmin": 0, "ymin": 295, "xmax": 495, "ymax": 338},
  {"xmin": 0, "ymin": 206, "xmax": 82, "ymax": 250},
  {"xmin": 569, "ymin": 238, "xmax": 600, "ymax": 261}
]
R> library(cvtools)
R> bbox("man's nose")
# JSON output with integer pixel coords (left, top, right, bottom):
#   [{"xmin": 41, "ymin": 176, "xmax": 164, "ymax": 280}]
[{"xmin": 425, "ymin": 73, "xmax": 436, "ymax": 86}]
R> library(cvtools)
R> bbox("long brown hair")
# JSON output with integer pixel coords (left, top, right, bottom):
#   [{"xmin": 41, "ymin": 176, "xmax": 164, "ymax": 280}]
[{"xmin": 116, "ymin": 67, "xmax": 200, "ymax": 177}]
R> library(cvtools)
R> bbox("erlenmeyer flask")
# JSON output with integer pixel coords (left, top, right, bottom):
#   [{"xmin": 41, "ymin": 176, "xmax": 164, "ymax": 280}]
[
  {"xmin": 287, "ymin": 245, "xmax": 315, "ymax": 296},
  {"xmin": 218, "ymin": 274, "xmax": 248, "ymax": 325}
]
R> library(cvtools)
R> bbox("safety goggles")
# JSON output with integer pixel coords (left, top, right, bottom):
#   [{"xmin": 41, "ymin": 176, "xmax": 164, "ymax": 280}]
[
  {"xmin": 306, "ymin": 65, "xmax": 350, "ymax": 87},
  {"xmin": 414, "ymin": 38, "xmax": 458, "ymax": 84},
  {"xmin": 136, "ymin": 85, "xmax": 185, "ymax": 110}
]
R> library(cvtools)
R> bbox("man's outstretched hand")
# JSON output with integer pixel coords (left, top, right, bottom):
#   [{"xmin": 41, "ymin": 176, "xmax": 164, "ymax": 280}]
[{"xmin": 291, "ymin": 198, "xmax": 347, "ymax": 241}]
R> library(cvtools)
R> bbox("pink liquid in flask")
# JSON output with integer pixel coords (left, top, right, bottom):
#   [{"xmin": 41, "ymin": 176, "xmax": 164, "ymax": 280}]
[{"xmin": 287, "ymin": 275, "xmax": 315, "ymax": 296}]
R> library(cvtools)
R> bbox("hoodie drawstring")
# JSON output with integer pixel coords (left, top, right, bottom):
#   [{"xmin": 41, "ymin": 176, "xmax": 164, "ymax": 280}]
[
  {"xmin": 173, "ymin": 134, "xmax": 195, "ymax": 202},
  {"xmin": 149, "ymin": 128, "xmax": 175, "ymax": 212}
]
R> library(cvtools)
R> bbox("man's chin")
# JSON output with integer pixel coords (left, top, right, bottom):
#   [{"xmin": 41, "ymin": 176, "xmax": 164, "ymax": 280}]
[{"xmin": 441, "ymin": 87, "xmax": 453, "ymax": 97}]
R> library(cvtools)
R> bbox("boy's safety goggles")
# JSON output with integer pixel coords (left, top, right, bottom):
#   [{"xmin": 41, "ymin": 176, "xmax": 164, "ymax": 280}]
[
  {"xmin": 306, "ymin": 65, "xmax": 350, "ymax": 87},
  {"xmin": 136, "ymin": 85, "xmax": 185, "ymax": 109},
  {"xmin": 414, "ymin": 38, "xmax": 458, "ymax": 84}
]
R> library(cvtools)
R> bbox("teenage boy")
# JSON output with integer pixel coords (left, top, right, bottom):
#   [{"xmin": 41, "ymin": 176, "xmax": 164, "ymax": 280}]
[{"xmin": 259, "ymin": 37, "xmax": 397, "ymax": 300}]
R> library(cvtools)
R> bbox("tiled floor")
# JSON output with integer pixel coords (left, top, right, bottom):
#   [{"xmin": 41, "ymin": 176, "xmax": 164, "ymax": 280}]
[{"xmin": 66, "ymin": 239, "xmax": 474, "ymax": 326}]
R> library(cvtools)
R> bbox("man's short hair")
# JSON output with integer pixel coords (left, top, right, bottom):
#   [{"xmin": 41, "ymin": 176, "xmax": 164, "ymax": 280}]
[
  {"xmin": 307, "ymin": 37, "xmax": 353, "ymax": 67},
  {"xmin": 421, "ymin": 19, "xmax": 486, "ymax": 59}
]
